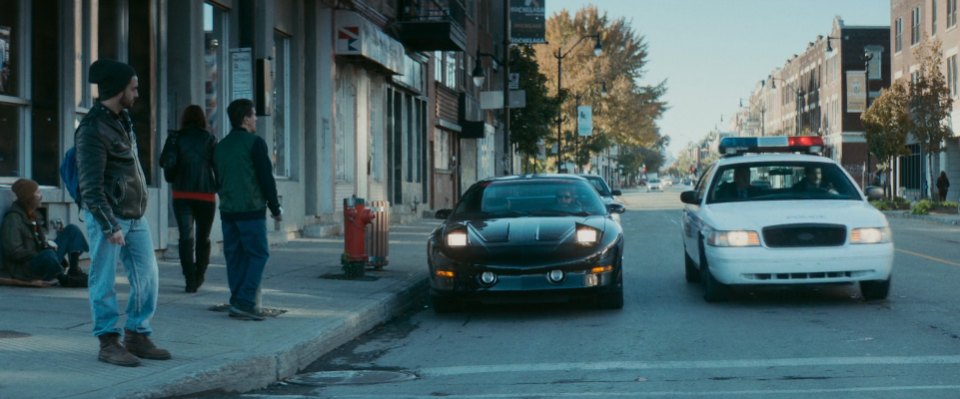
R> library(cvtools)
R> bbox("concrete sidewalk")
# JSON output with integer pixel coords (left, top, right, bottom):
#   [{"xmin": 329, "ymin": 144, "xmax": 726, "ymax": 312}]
[{"xmin": 0, "ymin": 219, "xmax": 439, "ymax": 399}]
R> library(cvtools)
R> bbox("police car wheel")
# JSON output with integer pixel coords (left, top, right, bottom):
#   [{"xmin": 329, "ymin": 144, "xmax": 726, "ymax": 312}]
[
  {"xmin": 699, "ymin": 252, "xmax": 730, "ymax": 302},
  {"xmin": 860, "ymin": 277, "xmax": 891, "ymax": 301},
  {"xmin": 684, "ymin": 249, "xmax": 700, "ymax": 283}
]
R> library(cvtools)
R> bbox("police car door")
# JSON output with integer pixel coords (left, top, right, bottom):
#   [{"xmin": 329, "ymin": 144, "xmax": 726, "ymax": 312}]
[{"xmin": 682, "ymin": 165, "xmax": 715, "ymax": 260}]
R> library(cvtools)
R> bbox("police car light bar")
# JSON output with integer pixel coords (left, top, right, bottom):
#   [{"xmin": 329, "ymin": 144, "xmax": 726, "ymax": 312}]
[{"xmin": 719, "ymin": 136, "xmax": 824, "ymax": 156}]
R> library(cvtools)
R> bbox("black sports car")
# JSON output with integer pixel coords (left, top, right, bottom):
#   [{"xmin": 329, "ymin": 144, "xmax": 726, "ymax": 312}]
[{"xmin": 427, "ymin": 175, "xmax": 626, "ymax": 312}]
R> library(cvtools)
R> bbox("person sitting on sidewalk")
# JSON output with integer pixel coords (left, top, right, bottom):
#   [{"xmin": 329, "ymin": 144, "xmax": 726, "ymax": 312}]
[{"xmin": 1, "ymin": 179, "xmax": 89, "ymax": 287}]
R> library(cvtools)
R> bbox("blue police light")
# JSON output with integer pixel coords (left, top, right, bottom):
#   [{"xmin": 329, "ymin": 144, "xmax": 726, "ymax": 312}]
[{"xmin": 719, "ymin": 136, "xmax": 823, "ymax": 156}]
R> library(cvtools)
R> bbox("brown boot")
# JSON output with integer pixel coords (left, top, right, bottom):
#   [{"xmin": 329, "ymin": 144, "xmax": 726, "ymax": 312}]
[
  {"xmin": 123, "ymin": 330, "xmax": 172, "ymax": 360},
  {"xmin": 98, "ymin": 333, "xmax": 141, "ymax": 367}
]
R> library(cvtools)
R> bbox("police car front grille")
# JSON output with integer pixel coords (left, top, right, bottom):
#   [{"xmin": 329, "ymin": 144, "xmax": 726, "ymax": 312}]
[{"xmin": 762, "ymin": 224, "xmax": 846, "ymax": 248}]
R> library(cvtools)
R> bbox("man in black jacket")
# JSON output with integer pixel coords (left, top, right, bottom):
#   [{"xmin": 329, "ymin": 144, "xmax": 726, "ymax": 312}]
[{"xmin": 76, "ymin": 59, "xmax": 170, "ymax": 367}]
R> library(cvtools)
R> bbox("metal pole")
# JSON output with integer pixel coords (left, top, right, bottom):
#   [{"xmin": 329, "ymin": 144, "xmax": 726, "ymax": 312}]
[
  {"xmin": 556, "ymin": 50, "xmax": 563, "ymax": 173},
  {"xmin": 503, "ymin": 0, "xmax": 511, "ymax": 175},
  {"xmin": 865, "ymin": 54, "xmax": 872, "ymax": 186},
  {"xmin": 574, "ymin": 95, "xmax": 579, "ymax": 173}
]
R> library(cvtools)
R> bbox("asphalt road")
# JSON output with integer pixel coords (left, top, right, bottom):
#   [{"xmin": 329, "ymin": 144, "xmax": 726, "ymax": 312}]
[{"xmin": 220, "ymin": 185, "xmax": 960, "ymax": 399}]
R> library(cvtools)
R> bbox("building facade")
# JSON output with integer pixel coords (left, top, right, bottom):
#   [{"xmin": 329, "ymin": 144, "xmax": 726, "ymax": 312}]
[
  {"xmin": 0, "ymin": 0, "xmax": 508, "ymax": 252},
  {"xmin": 891, "ymin": 0, "xmax": 960, "ymax": 200},
  {"xmin": 742, "ymin": 17, "xmax": 889, "ymax": 187}
]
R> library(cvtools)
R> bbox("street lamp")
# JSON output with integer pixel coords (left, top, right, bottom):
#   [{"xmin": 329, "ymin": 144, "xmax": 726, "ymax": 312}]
[
  {"xmin": 863, "ymin": 49, "xmax": 875, "ymax": 184},
  {"xmin": 472, "ymin": 48, "xmax": 513, "ymax": 175},
  {"xmin": 553, "ymin": 32, "xmax": 603, "ymax": 173},
  {"xmin": 471, "ymin": 50, "xmax": 500, "ymax": 88},
  {"xmin": 825, "ymin": 35, "xmax": 842, "ymax": 53}
]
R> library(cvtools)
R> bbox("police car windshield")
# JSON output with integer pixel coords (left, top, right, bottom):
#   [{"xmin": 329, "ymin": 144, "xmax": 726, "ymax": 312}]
[{"xmin": 706, "ymin": 162, "xmax": 862, "ymax": 204}]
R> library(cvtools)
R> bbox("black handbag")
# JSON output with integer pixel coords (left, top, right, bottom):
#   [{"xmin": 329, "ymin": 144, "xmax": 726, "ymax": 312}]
[{"xmin": 159, "ymin": 130, "xmax": 179, "ymax": 170}]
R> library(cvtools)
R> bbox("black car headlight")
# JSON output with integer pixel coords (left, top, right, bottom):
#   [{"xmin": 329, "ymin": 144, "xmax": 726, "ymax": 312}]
[
  {"xmin": 446, "ymin": 229, "xmax": 468, "ymax": 248},
  {"xmin": 576, "ymin": 226, "xmax": 600, "ymax": 245}
]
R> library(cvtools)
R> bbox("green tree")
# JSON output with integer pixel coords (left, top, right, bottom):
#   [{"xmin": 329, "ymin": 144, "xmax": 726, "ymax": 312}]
[
  {"xmin": 861, "ymin": 80, "xmax": 911, "ymax": 197},
  {"xmin": 510, "ymin": 45, "xmax": 560, "ymax": 173},
  {"xmin": 538, "ymin": 5, "xmax": 667, "ymax": 171},
  {"xmin": 909, "ymin": 39, "xmax": 953, "ymax": 198}
]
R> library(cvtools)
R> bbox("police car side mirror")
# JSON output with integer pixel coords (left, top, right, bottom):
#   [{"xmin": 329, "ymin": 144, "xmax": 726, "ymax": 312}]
[
  {"xmin": 611, "ymin": 189, "xmax": 622, "ymax": 196},
  {"xmin": 435, "ymin": 209, "xmax": 452, "ymax": 219},
  {"xmin": 680, "ymin": 190, "xmax": 700, "ymax": 205},
  {"xmin": 864, "ymin": 186, "xmax": 884, "ymax": 201}
]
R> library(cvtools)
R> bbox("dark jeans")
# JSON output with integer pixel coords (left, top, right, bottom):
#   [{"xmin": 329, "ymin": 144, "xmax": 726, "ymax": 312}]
[
  {"xmin": 30, "ymin": 249, "xmax": 63, "ymax": 281},
  {"xmin": 222, "ymin": 218, "xmax": 269, "ymax": 311},
  {"xmin": 54, "ymin": 223, "xmax": 89, "ymax": 259},
  {"xmin": 173, "ymin": 199, "xmax": 216, "ymax": 243}
]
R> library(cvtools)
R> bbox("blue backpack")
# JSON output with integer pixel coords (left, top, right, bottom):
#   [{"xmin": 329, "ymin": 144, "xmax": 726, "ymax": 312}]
[{"xmin": 60, "ymin": 147, "xmax": 81, "ymax": 206}]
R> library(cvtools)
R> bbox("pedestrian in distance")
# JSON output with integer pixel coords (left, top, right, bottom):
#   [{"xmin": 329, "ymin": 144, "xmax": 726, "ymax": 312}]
[
  {"xmin": 937, "ymin": 171, "xmax": 949, "ymax": 202},
  {"xmin": 214, "ymin": 98, "xmax": 282, "ymax": 321},
  {"xmin": 161, "ymin": 105, "xmax": 218, "ymax": 293},
  {"xmin": 1, "ymin": 178, "xmax": 89, "ymax": 287},
  {"xmin": 76, "ymin": 59, "xmax": 171, "ymax": 367}
]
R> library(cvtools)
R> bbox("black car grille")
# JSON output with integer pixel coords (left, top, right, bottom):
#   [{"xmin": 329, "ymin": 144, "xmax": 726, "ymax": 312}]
[{"xmin": 762, "ymin": 224, "xmax": 846, "ymax": 248}]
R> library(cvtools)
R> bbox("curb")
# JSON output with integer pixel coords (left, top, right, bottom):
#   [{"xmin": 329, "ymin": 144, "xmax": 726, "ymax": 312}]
[
  {"xmin": 131, "ymin": 276, "xmax": 429, "ymax": 398},
  {"xmin": 883, "ymin": 210, "xmax": 960, "ymax": 226}
]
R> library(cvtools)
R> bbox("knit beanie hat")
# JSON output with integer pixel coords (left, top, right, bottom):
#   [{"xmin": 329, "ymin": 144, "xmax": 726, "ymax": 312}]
[
  {"xmin": 11, "ymin": 178, "xmax": 39, "ymax": 203},
  {"xmin": 89, "ymin": 59, "xmax": 136, "ymax": 100}
]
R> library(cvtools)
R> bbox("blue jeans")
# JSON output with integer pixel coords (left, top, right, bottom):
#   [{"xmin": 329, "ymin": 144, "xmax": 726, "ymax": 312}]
[
  {"xmin": 83, "ymin": 211, "xmax": 159, "ymax": 337},
  {"xmin": 222, "ymin": 218, "xmax": 269, "ymax": 311}
]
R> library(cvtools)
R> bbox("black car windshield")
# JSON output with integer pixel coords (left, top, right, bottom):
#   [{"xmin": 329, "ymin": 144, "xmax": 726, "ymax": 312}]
[
  {"xmin": 706, "ymin": 161, "xmax": 863, "ymax": 204},
  {"xmin": 452, "ymin": 180, "xmax": 608, "ymax": 218}
]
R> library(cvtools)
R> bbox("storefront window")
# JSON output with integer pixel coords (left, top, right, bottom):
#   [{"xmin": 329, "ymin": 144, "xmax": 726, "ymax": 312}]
[
  {"xmin": 272, "ymin": 31, "xmax": 291, "ymax": 177},
  {"xmin": 0, "ymin": 103, "xmax": 20, "ymax": 177},
  {"xmin": 204, "ymin": 2, "xmax": 227, "ymax": 135},
  {"xmin": 0, "ymin": 1, "xmax": 19, "ymax": 97},
  {"xmin": 0, "ymin": 0, "xmax": 22, "ymax": 178}
]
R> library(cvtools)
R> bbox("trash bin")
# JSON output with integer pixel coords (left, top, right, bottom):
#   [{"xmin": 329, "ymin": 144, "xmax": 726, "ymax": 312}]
[{"xmin": 365, "ymin": 200, "xmax": 390, "ymax": 269}]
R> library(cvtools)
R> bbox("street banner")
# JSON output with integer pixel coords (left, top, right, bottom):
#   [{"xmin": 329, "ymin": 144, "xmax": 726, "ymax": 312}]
[
  {"xmin": 480, "ymin": 90, "xmax": 527, "ymax": 109},
  {"xmin": 511, "ymin": 0, "xmax": 546, "ymax": 44},
  {"xmin": 577, "ymin": 105, "xmax": 593, "ymax": 136},
  {"xmin": 847, "ymin": 71, "xmax": 866, "ymax": 113}
]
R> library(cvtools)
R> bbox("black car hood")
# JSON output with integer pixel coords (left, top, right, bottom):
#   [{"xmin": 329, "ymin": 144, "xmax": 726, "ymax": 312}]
[{"xmin": 442, "ymin": 216, "xmax": 613, "ymax": 265}]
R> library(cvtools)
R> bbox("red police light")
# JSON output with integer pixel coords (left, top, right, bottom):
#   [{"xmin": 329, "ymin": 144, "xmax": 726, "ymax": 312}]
[{"xmin": 788, "ymin": 136, "xmax": 823, "ymax": 147}]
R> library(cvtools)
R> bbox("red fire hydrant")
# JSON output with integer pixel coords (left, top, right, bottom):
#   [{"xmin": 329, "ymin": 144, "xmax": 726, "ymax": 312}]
[{"xmin": 342, "ymin": 196, "xmax": 375, "ymax": 278}]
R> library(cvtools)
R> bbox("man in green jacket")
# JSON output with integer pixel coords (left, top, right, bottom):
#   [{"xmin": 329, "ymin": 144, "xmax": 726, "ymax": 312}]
[{"xmin": 214, "ymin": 99, "xmax": 282, "ymax": 321}]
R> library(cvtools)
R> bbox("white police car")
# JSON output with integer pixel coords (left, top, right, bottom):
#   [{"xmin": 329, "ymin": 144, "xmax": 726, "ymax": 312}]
[{"xmin": 680, "ymin": 136, "xmax": 893, "ymax": 302}]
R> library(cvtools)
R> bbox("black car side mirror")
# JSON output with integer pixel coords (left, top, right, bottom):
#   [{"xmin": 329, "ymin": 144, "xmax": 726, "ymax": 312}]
[
  {"xmin": 435, "ymin": 209, "xmax": 452, "ymax": 219},
  {"xmin": 611, "ymin": 189, "xmax": 622, "ymax": 196},
  {"xmin": 864, "ymin": 186, "xmax": 884, "ymax": 201},
  {"xmin": 680, "ymin": 190, "xmax": 700, "ymax": 205},
  {"xmin": 606, "ymin": 203, "xmax": 626, "ymax": 214}
]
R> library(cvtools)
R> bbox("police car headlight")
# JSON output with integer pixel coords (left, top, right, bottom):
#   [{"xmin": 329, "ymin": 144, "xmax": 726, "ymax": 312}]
[
  {"xmin": 707, "ymin": 230, "xmax": 760, "ymax": 247},
  {"xmin": 850, "ymin": 227, "xmax": 891, "ymax": 244},
  {"xmin": 446, "ymin": 231, "xmax": 468, "ymax": 247}
]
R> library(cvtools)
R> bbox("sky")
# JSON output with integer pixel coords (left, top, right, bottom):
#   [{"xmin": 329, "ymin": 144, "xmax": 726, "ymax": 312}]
[{"xmin": 545, "ymin": 0, "xmax": 890, "ymax": 159}]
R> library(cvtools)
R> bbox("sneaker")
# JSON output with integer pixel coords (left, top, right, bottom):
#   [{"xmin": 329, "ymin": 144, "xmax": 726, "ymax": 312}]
[{"xmin": 229, "ymin": 305, "xmax": 265, "ymax": 321}]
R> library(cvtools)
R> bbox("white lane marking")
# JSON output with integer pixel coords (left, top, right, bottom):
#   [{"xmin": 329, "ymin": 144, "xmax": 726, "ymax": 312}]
[
  {"xmin": 323, "ymin": 385, "xmax": 960, "ymax": 398},
  {"xmin": 417, "ymin": 355, "xmax": 960, "ymax": 377}
]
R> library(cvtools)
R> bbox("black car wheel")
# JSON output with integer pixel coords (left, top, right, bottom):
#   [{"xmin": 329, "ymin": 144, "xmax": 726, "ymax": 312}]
[
  {"xmin": 860, "ymin": 276, "xmax": 891, "ymax": 301},
  {"xmin": 684, "ymin": 247, "xmax": 700, "ymax": 283},
  {"xmin": 431, "ymin": 294, "xmax": 459, "ymax": 313},
  {"xmin": 597, "ymin": 286, "xmax": 624, "ymax": 309}
]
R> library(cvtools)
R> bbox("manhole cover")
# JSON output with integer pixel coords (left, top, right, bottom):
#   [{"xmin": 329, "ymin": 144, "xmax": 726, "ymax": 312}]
[
  {"xmin": 0, "ymin": 330, "xmax": 31, "ymax": 339},
  {"xmin": 288, "ymin": 370, "xmax": 416, "ymax": 386}
]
